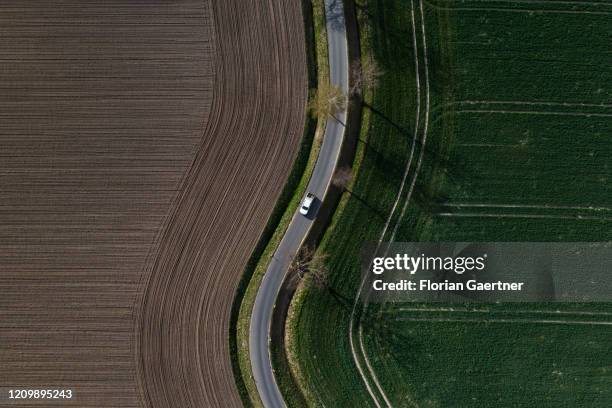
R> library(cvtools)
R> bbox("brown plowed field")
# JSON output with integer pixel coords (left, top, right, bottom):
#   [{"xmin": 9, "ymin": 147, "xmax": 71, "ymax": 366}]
[{"xmin": 0, "ymin": 1, "xmax": 306, "ymax": 407}]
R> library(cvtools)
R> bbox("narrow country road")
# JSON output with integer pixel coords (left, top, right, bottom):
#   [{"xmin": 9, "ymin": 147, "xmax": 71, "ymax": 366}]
[{"xmin": 249, "ymin": 0, "xmax": 349, "ymax": 407}]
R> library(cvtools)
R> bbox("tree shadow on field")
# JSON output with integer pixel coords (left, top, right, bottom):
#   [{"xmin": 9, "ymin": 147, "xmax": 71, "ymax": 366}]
[
  {"xmin": 327, "ymin": 287, "xmax": 353, "ymax": 312},
  {"xmin": 363, "ymin": 101, "xmax": 411, "ymax": 136},
  {"xmin": 353, "ymin": 0, "xmax": 415, "ymax": 65},
  {"xmin": 362, "ymin": 101, "xmax": 440, "ymax": 164},
  {"xmin": 362, "ymin": 71, "xmax": 466, "ymax": 201},
  {"xmin": 361, "ymin": 309, "xmax": 423, "ymax": 360},
  {"xmin": 345, "ymin": 189, "xmax": 388, "ymax": 221},
  {"xmin": 365, "ymin": 101, "xmax": 459, "ymax": 170},
  {"xmin": 412, "ymin": 181, "xmax": 452, "ymax": 214},
  {"xmin": 361, "ymin": 101, "xmax": 472, "ymax": 210},
  {"xmin": 342, "ymin": 180, "xmax": 385, "ymax": 221},
  {"xmin": 358, "ymin": 137, "xmax": 405, "ymax": 181}
]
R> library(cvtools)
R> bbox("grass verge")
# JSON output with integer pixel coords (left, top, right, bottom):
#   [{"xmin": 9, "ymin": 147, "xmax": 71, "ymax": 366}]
[
  {"xmin": 267, "ymin": 1, "xmax": 331, "ymax": 405},
  {"xmin": 284, "ymin": 0, "xmax": 436, "ymax": 404}
]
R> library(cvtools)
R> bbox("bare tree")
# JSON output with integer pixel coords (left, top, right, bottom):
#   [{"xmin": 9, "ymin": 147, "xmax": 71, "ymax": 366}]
[
  {"xmin": 351, "ymin": 56, "xmax": 383, "ymax": 97},
  {"xmin": 332, "ymin": 166, "xmax": 353, "ymax": 190},
  {"xmin": 288, "ymin": 246, "xmax": 313, "ymax": 281},
  {"xmin": 308, "ymin": 252, "xmax": 329, "ymax": 290},
  {"xmin": 309, "ymin": 81, "xmax": 347, "ymax": 123},
  {"xmin": 288, "ymin": 246, "xmax": 329, "ymax": 290}
]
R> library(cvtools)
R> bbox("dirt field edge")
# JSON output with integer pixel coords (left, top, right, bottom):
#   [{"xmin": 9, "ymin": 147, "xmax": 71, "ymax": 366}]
[{"xmin": 228, "ymin": 1, "xmax": 319, "ymax": 405}]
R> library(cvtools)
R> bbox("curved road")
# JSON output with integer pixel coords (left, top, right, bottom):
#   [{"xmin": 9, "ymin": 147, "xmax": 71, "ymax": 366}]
[{"xmin": 249, "ymin": 0, "xmax": 349, "ymax": 407}]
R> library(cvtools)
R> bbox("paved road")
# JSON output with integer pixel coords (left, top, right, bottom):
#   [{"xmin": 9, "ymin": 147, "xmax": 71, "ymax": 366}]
[{"xmin": 249, "ymin": 1, "xmax": 349, "ymax": 407}]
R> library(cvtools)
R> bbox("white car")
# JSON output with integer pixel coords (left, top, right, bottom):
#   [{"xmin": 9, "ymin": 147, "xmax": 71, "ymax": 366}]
[{"xmin": 299, "ymin": 192, "xmax": 316, "ymax": 216}]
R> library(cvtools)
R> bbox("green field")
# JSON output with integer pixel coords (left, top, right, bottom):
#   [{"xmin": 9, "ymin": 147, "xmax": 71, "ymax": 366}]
[
  {"xmin": 396, "ymin": 0, "xmax": 612, "ymax": 241},
  {"xmin": 287, "ymin": 0, "xmax": 612, "ymax": 406},
  {"xmin": 363, "ymin": 304, "xmax": 612, "ymax": 407}
]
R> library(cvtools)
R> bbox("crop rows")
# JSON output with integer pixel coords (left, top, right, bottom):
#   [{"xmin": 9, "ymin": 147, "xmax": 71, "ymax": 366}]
[{"xmin": 0, "ymin": 1, "xmax": 307, "ymax": 407}]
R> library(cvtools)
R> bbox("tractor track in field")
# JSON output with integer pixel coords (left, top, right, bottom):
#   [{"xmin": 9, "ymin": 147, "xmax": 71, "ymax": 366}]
[
  {"xmin": 424, "ymin": 0, "xmax": 612, "ymax": 15},
  {"xmin": 434, "ymin": 0, "xmax": 612, "ymax": 7},
  {"xmin": 396, "ymin": 317, "xmax": 612, "ymax": 326},
  {"xmin": 349, "ymin": 0, "xmax": 431, "ymax": 406},
  {"xmin": 455, "ymin": 100, "xmax": 612, "ymax": 109},
  {"xmin": 438, "ymin": 203, "xmax": 612, "ymax": 212},
  {"xmin": 429, "ymin": 106, "xmax": 612, "ymax": 128},
  {"xmin": 396, "ymin": 307, "xmax": 612, "ymax": 316},
  {"xmin": 436, "ymin": 212, "xmax": 612, "ymax": 220}
]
